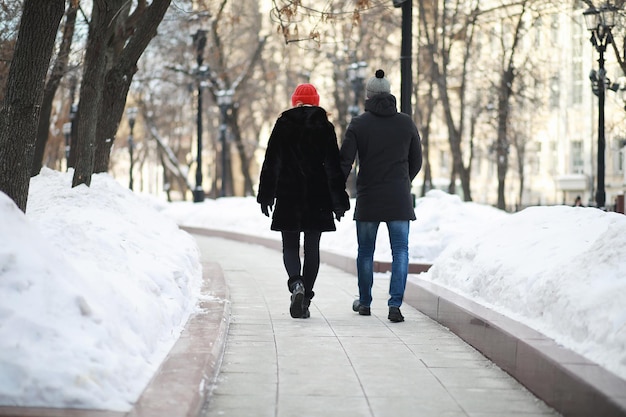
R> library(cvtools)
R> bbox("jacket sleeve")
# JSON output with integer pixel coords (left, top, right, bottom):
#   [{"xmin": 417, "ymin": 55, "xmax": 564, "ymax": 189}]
[
  {"xmin": 257, "ymin": 118, "xmax": 283, "ymax": 205},
  {"xmin": 324, "ymin": 126, "xmax": 350, "ymax": 211},
  {"xmin": 408, "ymin": 123, "xmax": 423, "ymax": 181},
  {"xmin": 339, "ymin": 123, "xmax": 358, "ymax": 181}
]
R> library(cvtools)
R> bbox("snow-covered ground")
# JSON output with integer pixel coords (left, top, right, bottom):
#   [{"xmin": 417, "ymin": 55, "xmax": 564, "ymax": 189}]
[
  {"xmin": 1, "ymin": 167, "xmax": 625, "ymax": 411},
  {"xmin": 1, "ymin": 169, "xmax": 202, "ymax": 411}
]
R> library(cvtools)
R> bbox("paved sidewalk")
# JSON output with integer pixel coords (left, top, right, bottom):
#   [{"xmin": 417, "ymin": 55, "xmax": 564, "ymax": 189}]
[{"xmin": 194, "ymin": 236, "xmax": 558, "ymax": 417}]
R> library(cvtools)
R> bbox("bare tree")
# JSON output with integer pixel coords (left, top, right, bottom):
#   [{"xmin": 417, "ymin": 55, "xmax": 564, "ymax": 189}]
[
  {"xmin": 0, "ymin": 1, "xmax": 22, "ymax": 103},
  {"xmin": 31, "ymin": 2, "xmax": 78, "ymax": 176},
  {"xmin": 130, "ymin": 0, "xmax": 404, "ymax": 199},
  {"xmin": 0, "ymin": 0, "xmax": 65, "ymax": 211},
  {"xmin": 415, "ymin": 2, "xmax": 438, "ymax": 197},
  {"xmin": 93, "ymin": 0, "xmax": 173, "ymax": 174},
  {"xmin": 72, "ymin": 0, "xmax": 125, "ymax": 187},
  {"xmin": 491, "ymin": 0, "xmax": 534, "ymax": 210},
  {"xmin": 419, "ymin": 0, "xmax": 480, "ymax": 201}
]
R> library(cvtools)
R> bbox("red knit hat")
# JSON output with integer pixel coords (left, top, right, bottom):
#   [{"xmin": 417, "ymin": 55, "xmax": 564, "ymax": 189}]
[{"xmin": 291, "ymin": 83, "xmax": 320, "ymax": 106}]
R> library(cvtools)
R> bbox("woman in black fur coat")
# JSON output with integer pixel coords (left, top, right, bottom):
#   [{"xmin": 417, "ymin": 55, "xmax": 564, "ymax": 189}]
[{"xmin": 257, "ymin": 83, "xmax": 350, "ymax": 319}]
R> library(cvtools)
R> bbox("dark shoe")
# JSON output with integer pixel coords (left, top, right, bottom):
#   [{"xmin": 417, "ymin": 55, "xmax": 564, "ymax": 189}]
[
  {"xmin": 289, "ymin": 281, "xmax": 305, "ymax": 318},
  {"xmin": 301, "ymin": 297, "xmax": 311, "ymax": 319},
  {"xmin": 388, "ymin": 306, "xmax": 404, "ymax": 322},
  {"xmin": 353, "ymin": 300, "xmax": 371, "ymax": 316}
]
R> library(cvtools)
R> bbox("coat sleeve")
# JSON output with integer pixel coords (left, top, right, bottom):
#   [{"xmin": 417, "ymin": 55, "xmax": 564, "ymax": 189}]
[
  {"xmin": 339, "ymin": 123, "xmax": 358, "ymax": 181},
  {"xmin": 408, "ymin": 123, "xmax": 423, "ymax": 181},
  {"xmin": 257, "ymin": 118, "xmax": 283, "ymax": 205},
  {"xmin": 324, "ymin": 125, "xmax": 350, "ymax": 212}
]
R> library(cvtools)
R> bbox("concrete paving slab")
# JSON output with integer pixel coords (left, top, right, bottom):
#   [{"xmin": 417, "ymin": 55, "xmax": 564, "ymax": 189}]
[{"xmin": 195, "ymin": 236, "xmax": 559, "ymax": 417}]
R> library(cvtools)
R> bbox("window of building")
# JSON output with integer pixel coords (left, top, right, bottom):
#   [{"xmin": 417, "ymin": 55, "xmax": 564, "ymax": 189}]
[
  {"xmin": 551, "ymin": 14, "xmax": 559, "ymax": 44},
  {"xmin": 572, "ymin": 15, "xmax": 584, "ymax": 105},
  {"xmin": 550, "ymin": 75, "xmax": 560, "ymax": 108},
  {"xmin": 615, "ymin": 138, "xmax": 626, "ymax": 173},
  {"xmin": 572, "ymin": 140, "xmax": 584, "ymax": 173}
]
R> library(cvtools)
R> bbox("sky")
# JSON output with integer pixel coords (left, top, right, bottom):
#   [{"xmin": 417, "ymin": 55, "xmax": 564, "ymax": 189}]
[{"xmin": 1, "ymin": 167, "xmax": 625, "ymax": 411}]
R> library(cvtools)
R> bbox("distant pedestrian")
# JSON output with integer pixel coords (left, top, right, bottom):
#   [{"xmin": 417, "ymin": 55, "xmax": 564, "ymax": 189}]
[
  {"xmin": 257, "ymin": 83, "xmax": 350, "ymax": 319},
  {"xmin": 340, "ymin": 69, "xmax": 422, "ymax": 323},
  {"xmin": 573, "ymin": 196, "xmax": 584, "ymax": 207}
]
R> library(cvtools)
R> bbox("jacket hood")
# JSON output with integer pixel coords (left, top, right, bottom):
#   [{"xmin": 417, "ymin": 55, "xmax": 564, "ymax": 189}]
[
  {"xmin": 281, "ymin": 106, "xmax": 329, "ymax": 128},
  {"xmin": 364, "ymin": 93, "xmax": 397, "ymax": 117}
]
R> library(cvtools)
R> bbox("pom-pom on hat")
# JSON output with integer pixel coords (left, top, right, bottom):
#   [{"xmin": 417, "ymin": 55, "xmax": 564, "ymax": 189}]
[
  {"xmin": 291, "ymin": 83, "xmax": 320, "ymax": 107},
  {"xmin": 365, "ymin": 69, "xmax": 391, "ymax": 98}
]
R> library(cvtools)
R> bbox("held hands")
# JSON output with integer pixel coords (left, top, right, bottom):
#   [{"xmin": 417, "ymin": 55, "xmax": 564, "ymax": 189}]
[{"xmin": 261, "ymin": 203, "xmax": 273, "ymax": 217}]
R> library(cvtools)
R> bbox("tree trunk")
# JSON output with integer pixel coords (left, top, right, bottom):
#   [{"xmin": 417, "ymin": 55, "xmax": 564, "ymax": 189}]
[
  {"xmin": 417, "ymin": 54, "xmax": 435, "ymax": 197},
  {"xmin": 146, "ymin": 117, "xmax": 194, "ymax": 192},
  {"xmin": 514, "ymin": 131, "xmax": 526, "ymax": 210},
  {"xmin": 496, "ymin": 67, "xmax": 513, "ymax": 210},
  {"xmin": 420, "ymin": 128, "xmax": 432, "ymax": 197},
  {"xmin": 495, "ymin": 1, "xmax": 526, "ymax": 210},
  {"xmin": 229, "ymin": 106, "xmax": 255, "ymax": 196},
  {"xmin": 0, "ymin": 0, "xmax": 65, "ymax": 211},
  {"xmin": 93, "ymin": 0, "xmax": 172, "ymax": 173},
  {"xmin": 72, "ymin": 0, "xmax": 122, "ymax": 188},
  {"xmin": 31, "ymin": 3, "xmax": 77, "ymax": 176},
  {"xmin": 421, "ymin": 0, "xmax": 474, "ymax": 202}
]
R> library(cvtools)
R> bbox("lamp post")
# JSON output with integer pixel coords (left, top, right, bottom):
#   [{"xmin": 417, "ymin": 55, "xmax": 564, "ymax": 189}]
[
  {"xmin": 584, "ymin": 2, "xmax": 617, "ymax": 209},
  {"xmin": 126, "ymin": 107, "xmax": 138, "ymax": 191},
  {"xmin": 347, "ymin": 61, "xmax": 368, "ymax": 197},
  {"xmin": 192, "ymin": 29, "xmax": 208, "ymax": 202},
  {"xmin": 392, "ymin": 0, "xmax": 412, "ymax": 115},
  {"xmin": 67, "ymin": 75, "xmax": 77, "ymax": 169},
  {"xmin": 216, "ymin": 89, "xmax": 233, "ymax": 197},
  {"xmin": 62, "ymin": 122, "xmax": 71, "ymax": 171},
  {"xmin": 347, "ymin": 61, "xmax": 368, "ymax": 118}
]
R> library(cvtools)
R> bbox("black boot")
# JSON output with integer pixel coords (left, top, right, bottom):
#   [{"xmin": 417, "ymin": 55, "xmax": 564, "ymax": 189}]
[
  {"xmin": 302, "ymin": 297, "xmax": 311, "ymax": 319},
  {"xmin": 289, "ymin": 280, "xmax": 305, "ymax": 318}
]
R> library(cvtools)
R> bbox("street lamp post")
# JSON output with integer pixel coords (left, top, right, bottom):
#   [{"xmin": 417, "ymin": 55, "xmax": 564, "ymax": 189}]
[
  {"xmin": 192, "ymin": 29, "xmax": 208, "ymax": 203},
  {"xmin": 62, "ymin": 122, "xmax": 71, "ymax": 171},
  {"xmin": 392, "ymin": 0, "xmax": 412, "ymax": 115},
  {"xmin": 216, "ymin": 89, "xmax": 233, "ymax": 197},
  {"xmin": 348, "ymin": 61, "xmax": 368, "ymax": 118},
  {"xmin": 584, "ymin": 2, "xmax": 617, "ymax": 209},
  {"xmin": 66, "ymin": 75, "xmax": 77, "ymax": 169},
  {"xmin": 347, "ymin": 61, "xmax": 368, "ymax": 197},
  {"xmin": 126, "ymin": 107, "xmax": 138, "ymax": 191}
]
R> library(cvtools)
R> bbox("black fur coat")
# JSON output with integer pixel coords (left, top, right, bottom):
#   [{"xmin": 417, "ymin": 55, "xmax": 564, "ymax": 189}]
[{"xmin": 257, "ymin": 106, "xmax": 350, "ymax": 232}]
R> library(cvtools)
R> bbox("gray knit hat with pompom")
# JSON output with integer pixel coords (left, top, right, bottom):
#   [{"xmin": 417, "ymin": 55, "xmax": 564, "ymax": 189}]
[{"xmin": 365, "ymin": 69, "xmax": 391, "ymax": 98}]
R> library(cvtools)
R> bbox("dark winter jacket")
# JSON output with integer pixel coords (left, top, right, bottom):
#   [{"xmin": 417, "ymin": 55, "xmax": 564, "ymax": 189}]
[
  {"xmin": 340, "ymin": 93, "xmax": 422, "ymax": 221},
  {"xmin": 257, "ymin": 106, "xmax": 350, "ymax": 232}
]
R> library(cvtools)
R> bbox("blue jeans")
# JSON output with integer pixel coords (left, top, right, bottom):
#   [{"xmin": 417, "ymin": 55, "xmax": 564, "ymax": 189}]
[{"xmin": 356, "ymin": 220, "xmax": 409, "ymax": 308}]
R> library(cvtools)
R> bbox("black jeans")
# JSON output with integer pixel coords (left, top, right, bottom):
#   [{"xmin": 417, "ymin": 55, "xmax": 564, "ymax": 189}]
[{"xmin": 281, "ymin": 231, "xmax": 321, "ymax": 300}]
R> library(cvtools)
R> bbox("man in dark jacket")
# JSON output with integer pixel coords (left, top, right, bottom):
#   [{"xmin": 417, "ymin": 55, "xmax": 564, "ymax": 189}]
[
  {"xmin": 340, "ymin": 69, "xmax": 422, "ymax": 322},
  {"xmin": 257, "ymin": 83, "xmax": 350, "ymax": 319}
]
